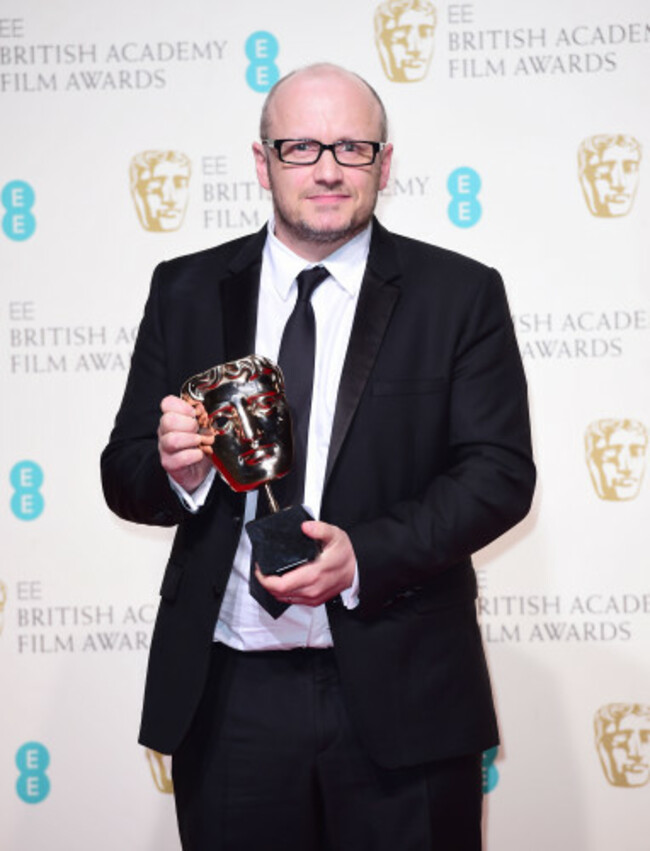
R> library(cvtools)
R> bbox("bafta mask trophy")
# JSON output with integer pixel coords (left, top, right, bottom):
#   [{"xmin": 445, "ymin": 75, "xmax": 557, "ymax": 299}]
[{"xmin": 181, "ymin": 354, "xmax": 320, "ymax": 575}]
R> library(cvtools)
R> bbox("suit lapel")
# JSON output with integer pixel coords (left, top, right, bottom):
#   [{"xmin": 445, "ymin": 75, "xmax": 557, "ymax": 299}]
[
  {"xmin": 219, "ymin": 226, "xmax": 267, "ymax": 361},
  {"xmin": 325, "ymin": 222, "xmax": 401, "ymax": 485}
]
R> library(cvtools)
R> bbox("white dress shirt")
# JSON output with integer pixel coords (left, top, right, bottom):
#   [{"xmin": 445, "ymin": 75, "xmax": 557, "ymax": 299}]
[{"xmin": 174, "ymin": 220, "xmax": 371, "ymax": 650}]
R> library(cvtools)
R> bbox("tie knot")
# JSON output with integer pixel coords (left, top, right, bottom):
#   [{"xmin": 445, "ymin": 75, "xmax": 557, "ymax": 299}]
[{"xmin": 296, "ymin": 265, "xmax": 329, "ymax": 302}]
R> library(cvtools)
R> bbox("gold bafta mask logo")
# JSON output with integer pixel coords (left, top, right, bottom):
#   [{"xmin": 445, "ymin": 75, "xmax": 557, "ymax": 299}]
[
  {"xmin": 130, "ymin": 150, "xmax": 191, "ymax": 232},
  {"xmin": 585, "ymin": 419, "xmax": 647, "ymax": 501},
  {"xmin": 595, "ymin": 704, "xmax": 650, "ymax": 788},
  {"xmin": 578, "ymin": 135, "xmax": 642, "ymax": 217},
  {"xmin": 145, "ymin": 749, "xmax": 173, "ymax": 794},
  {"xmin": 374, "ymin": 0, "xmax": 437, "ymax": 83},
  {"xmin": 0, "ymin": 580, "xmax": 6, "ymax": 636}
]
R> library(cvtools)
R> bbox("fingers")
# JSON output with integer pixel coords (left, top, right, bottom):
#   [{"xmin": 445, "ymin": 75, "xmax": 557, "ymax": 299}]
[
  {"xmin": 255, "ymin": 522, "xmax": 356, "ymax": 607},
  {"xmin": 157, "ymin": 395, "xmax": 213, "ymax": 489}
]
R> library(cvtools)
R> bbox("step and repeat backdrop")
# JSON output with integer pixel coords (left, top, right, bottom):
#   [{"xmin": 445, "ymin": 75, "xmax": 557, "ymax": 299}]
[{"xmin": 2, "ymin": 0, "xmax": 648, "ymax": 848}]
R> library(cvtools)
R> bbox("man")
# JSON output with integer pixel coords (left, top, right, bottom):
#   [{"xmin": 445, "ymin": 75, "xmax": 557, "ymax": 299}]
[
  {"xmin": 130, "ymin": 149, "xmax": 192, "ymax": 232},
  {"xmin": 577, "ymin": 134, "xmax": 642, "ymax": 218},
  {"xmin": 594, "ymin": 703, "xmax": 650, "ymax": 788},
  {"xmin": 585, "ymin": 418, "xmax": 647, "ymax": 501},
  {"xmin": 102, "ymin": 63, "xmax": 535, "ymax": 850},
  {"xmin": 375, "ymin": 0, "xmax": 437, "ymax": 83}
]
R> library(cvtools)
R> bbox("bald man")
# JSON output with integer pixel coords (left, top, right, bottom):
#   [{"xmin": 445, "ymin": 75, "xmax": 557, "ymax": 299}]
[{"xmin": 102, "ymin": 63, "xmax": 535, "ymax": 850}]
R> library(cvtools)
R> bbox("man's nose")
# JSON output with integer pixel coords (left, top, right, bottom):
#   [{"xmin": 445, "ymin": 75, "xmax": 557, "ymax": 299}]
[{"xmin": 312, "ymin": 148, "xmax": 344, "ymax": 183}]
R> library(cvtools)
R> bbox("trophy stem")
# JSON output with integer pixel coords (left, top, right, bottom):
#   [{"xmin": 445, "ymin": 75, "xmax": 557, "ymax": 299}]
[{"xmin": 263, "ymin": 483, "xmax": 280, "ymax": 514}]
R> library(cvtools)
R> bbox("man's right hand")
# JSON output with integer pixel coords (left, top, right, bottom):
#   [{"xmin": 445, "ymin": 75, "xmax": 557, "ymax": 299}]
[{"xmin": 158, "ymin": 395, "xmax": 214, "ymax": 493}]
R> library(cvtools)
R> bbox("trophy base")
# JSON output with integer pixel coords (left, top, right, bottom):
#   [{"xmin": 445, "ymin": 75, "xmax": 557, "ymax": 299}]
[{"xmin": 246, "ymin": 505, "xmax": 321, "ymax": 577}]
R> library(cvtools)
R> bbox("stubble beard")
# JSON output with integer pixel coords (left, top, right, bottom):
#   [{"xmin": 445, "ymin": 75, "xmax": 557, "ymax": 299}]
[
  {"xmin": 268, "ymin": 170, "xmax": 379, "ymax": 247},
  {"xmin": 275, "ymin": 207, "xmax": 369, "ymax": 245}
]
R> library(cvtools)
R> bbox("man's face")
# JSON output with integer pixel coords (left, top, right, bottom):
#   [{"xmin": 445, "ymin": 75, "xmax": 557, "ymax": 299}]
[
  {"xmin": 137, "ymin": 161, "xmax": 190, "ymax": 231},
  {"xmin": 582, "ymin": 144, "xmax": 641, "ymax": 217},
  {"xmin": 601, "ymin": 714, "xmax": 650, "ymax": 787},
  {"xmin": 379, "ymin": 8, "xmax": 436, "ymax": 82},
  {"xmin": 591, "ymin": 428, "xmax": 647, "ymax": 500},
  {"xmin": 253, "ymin": 69, "xmax": 392, "ymax": 260},
  {"xmin": 203, "ymin": 370, "xmax": 292, "ymax": 492}
]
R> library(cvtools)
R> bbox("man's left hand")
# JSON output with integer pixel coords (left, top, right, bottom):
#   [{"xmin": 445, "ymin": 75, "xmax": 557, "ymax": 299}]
[{"xmin": 255, "ymin": 520, "xmax": 356, "ymax": 607}]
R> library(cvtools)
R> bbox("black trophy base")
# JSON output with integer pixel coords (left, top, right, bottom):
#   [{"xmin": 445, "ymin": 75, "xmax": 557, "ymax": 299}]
[{"xmin": 246, "ymin": 505, "xmax": 321, "ymax": 577}]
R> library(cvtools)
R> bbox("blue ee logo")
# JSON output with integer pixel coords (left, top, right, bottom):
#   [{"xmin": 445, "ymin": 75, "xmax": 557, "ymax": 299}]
[
  {"xmin": 482, "ymin": 745, "xmax": 499, "ymax": 793},
  {"xmin": 245, "ymin": 31, "xmax": 279, "ymax": 92},
  {"xmin": 16, "ymin": 742, "xmax": 51, "ymax": 804},
  {"xmin": 447, "ymin": 167, "xmax": 482, "ymax": 228},
  {"xmin": 2, "ymin": 180, "xmax": 36, "ymax": 240},
  {"xmin": 10, "ymin": 461, "xmax": 45, "ymax": 521}
]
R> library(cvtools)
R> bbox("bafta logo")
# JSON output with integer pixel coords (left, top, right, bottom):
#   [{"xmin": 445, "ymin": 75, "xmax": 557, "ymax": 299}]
[
  {"xmin": 595, "ymin": 704, "xmax": 650, "ymax": 788},
  {"xmin": 374, "ymin": 0, "xmax": 437, "ymax": 83},
  {"xmin": 130, "ymin": 150, "xmax": 191, "ymax": 232},
  {"xmin": 145, "ymin": 749, "xmax": 173, "ymax": 794},
  {"xmin": 585, "ymin": 419, "xmax": 647, "ymax": 501},
  {"xmin": 0, "ymin": 580, "xmax": 6, "ymax": 636},
  {"xmin": 578, "ymin": 134, "xmax": 642, "ymax": 217}
]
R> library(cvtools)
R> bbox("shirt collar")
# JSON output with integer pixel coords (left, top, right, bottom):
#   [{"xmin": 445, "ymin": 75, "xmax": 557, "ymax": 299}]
[{"xmin": 264, "ymin": 217, "xmax": 372, "ymax": 301}]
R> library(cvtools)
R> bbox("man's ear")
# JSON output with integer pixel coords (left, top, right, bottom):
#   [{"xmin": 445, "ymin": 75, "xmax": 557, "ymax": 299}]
[
  {"xmin": 378, "ymin": 143, "xmax": 393, "ymax": 191},
  {"xmin": 252, "ymin": 142, "xmax": 271, "ymax": 191}
]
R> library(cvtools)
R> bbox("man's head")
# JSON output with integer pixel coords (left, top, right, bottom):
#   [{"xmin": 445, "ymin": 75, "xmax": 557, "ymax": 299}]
[
  {"xmin": 595, "ymin": 704, "xmax": 650, "ymax": 787},
  {"xmin": 253, "ymin": 63, "xmax": 393, "ymax": 261},
  {"xmin": 130, "ymin": 150, "xmax": 191, "ymax": 232},
  {"xmin": 585, "ymin": 418, "xmax": 647, "ymax": 501},
  {"xmin": 578, "ymin": 135, "xmax": 642, "ymax": 217},
  {"xmin": 374, "ymin": 0, "xmax": 437, "ymax": 83},
  {"xmin": 181, "ymin": 355, "xmax": 292, "ymax": 492}
]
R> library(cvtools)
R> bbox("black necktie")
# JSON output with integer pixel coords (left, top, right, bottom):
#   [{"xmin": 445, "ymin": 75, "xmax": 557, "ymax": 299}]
[
  {"xmin": 249, "ymin": 265, "xmax": 329, "ymax": 618},
  {"xmin": 275, "ymin": 265, "xmax": 329, "ymax": 507}
]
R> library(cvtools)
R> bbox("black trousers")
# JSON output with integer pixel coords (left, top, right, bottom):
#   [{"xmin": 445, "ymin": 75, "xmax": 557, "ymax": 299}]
[{"xmin": 172, "ymin": 643, "xmax": 483, "ymax": 851}]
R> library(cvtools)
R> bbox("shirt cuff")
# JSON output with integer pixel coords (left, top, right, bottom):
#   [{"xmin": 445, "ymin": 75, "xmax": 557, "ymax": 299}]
[
  {"xmin": 167, "ymin": 467, "xmax": 216, "ymax": 513},
  {"xmin": 339, "ymin": 563, "xmax": 360, "ymax": 609}
]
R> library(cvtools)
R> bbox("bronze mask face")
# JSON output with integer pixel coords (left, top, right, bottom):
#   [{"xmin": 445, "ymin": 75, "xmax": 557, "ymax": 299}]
[{"xmin": 181, "ymin": 355, "xmax": 292, "ymax": 492}]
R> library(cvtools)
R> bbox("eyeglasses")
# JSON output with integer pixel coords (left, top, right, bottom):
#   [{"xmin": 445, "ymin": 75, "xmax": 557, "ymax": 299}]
[{"xmin": 263, "ymin": 139, "xmax": 386, "ymax": 167}]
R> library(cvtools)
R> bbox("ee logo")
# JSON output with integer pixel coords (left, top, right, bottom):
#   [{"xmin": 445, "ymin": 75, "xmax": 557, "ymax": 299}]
[
  {"xmin": 447, "ymin": 167, "xmax": 482, "ymax": 228},
  {"xmin": 2, "ymin": 180, "xmax": 36, "ymax": 241},
  {"xmin": 16, "ymin": 742, "xmax": 51, "ymax": 804},
  {"xmin": 10, "ymin": 461, "xmax": 45, "ymax": 521},
  {"xmin": 245, "ymin": 31, "xmax": 279, "ymax": 92},
  {"xmin": 482, "ymin": 745, "xmax": 499, "ymax": 793}
]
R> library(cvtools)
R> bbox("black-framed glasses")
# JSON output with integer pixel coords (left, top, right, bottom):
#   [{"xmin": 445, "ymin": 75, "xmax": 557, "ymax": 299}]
[{"xmin": 263, "ymin": 139, "xmax": 386, "ymax": 167}]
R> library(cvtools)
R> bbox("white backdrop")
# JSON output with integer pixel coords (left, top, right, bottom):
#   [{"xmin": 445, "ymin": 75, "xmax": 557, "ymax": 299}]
[{"xmin": 2, "ymin": 1, "xmax": 649, "ymax": 848}]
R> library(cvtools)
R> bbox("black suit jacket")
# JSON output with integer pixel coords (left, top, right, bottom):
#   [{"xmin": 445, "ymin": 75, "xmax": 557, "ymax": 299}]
[{"xmin": 101, "ymin": 220, "xmax": 535, "ymax": 768}]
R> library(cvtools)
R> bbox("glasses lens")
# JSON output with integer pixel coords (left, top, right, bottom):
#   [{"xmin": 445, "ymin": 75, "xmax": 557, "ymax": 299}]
[
  {"xmin": 334, "ymin": 142, "xmax": 376, "ymax": 165},
  {"xmin": 279, "ymin": 140, "xmax": 322, "ymax": 164}
]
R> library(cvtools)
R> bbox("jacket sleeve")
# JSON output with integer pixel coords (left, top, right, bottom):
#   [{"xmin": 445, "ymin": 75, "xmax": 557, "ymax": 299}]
[
  {"xmin": 101, "ymin": 262, "xmax": 190, "ymax": 527},
  {"xmin": 347, "ymin": 267, "xmax": 536, "ymax": 617}
]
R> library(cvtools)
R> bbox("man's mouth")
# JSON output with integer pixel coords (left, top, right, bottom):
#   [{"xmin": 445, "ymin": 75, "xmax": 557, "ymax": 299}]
[{"xmin": 308, "ymin": 194, "xmax": 349, "ymax": 203}]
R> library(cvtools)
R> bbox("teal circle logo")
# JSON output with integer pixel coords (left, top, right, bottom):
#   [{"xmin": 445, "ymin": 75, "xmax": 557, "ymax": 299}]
[
  {"xmin": 482, "ymin": 745, "xmax": 499, "ymax": 793},
  {"xmin": 10, "ymin": 460, "xmax": 45, "ymax": 520},
  {"xmin": 245, "ymin": 31, "xmax": 279, "ymax": 92},
  {"xmin": 16, "ymin": 742, "xmax": 51, "ymax": 804},
  {"xmin": 2, "ymin": 180, "xmax": 36, "ymax": 241},
  {"xmin": 447, "ymin": 167, "xmax": 482, "ymax": 228}
]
